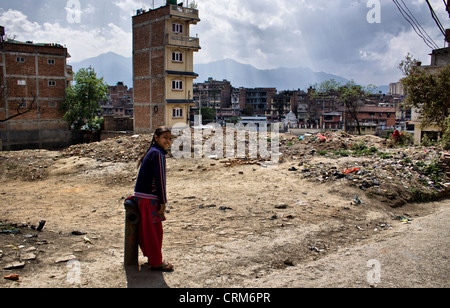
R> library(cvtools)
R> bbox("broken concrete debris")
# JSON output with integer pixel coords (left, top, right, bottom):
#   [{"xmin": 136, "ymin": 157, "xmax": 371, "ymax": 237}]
[{"xmin": 59, "ymin": 130, "xmax": 450, "ymax": 208}]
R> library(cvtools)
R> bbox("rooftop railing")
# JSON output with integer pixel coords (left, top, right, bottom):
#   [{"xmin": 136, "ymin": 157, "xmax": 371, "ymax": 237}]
[{"xmin": 170, "ymin": 5, "xmax": 200, "ymax": 21}]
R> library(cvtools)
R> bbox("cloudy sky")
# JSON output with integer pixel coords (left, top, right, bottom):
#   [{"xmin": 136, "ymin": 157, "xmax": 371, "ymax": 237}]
[{"xmin": 0, "ymin": 0, "xmax": 448, "ymax": 86}]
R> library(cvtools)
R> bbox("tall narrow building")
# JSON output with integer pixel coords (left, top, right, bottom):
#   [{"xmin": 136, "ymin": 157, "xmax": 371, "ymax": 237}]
[{"xmin": 132, "ymin": 0, "xmax": 200, "ymax": 132}]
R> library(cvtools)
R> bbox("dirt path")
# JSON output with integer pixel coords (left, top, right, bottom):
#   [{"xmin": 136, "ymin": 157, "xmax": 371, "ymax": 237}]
[{"xmin": 0, "ymin": 149, "xmax": 449, "ymax": 288}]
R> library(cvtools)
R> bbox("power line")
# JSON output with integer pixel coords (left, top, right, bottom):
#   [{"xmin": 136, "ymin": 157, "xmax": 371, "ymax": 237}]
[
  {"xmin": 393, "ymin": 0, "xmax": 440, "ymax": 49},
  {"xmin": 425, "ymin": 0, "xmax": 449, "ymax": 43},
  {"xmin": 399, "ymin": 0, "xmax": 440, "ymax": 48},
  {"xmin": 400, "ymin": 0, "xmax": 440, "ymax": 49},
  {"xmin": 393, "ymin": 0, "xmax": 439, "ymax": 49}
]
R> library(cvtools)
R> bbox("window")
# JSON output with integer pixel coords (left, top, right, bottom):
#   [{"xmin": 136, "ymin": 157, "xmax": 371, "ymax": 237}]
[
  {"xmin": 48, "ymin": 59, "xmax": 55, "ymax": 65},
  {"xmin": 172, "ymin": 23, "xmax": 183, "ymax": 34},
  {"xmin": 172, "ymin": 52, "xmax": 183, "ymax": 62},
  {"xmin": 48, "ymin": 80, "xmax": 56, "ymax": 86},
  {"xmin": 172, "ymin": 80, "xmax": 183, "ymax": 90},
  {"xmin": 17, "ymin": 80, "xmax": 26, "ymax": 86},
  {"xmin": 172, "ymin": 108, "xmax": 183, "ymax": 118},
  {"xmin": 16, "ymin": 57, "xmax": 25, "ymax": 63}
]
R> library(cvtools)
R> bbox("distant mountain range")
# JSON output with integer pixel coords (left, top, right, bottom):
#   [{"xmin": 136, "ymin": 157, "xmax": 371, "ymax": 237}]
[
  {"xmin": 194, "ymin": 58, "xmax": 351, "ymax": 90},
  {"xmin": 70, "ymin": 52, "xmax": 133, "ymax": 87},
  {"xmin": 70, "ymin": 52, "xmax": 388, "ymax": 93}
]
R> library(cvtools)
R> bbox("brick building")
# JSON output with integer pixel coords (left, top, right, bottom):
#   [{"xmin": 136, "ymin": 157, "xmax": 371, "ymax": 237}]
[
  {"xmin": 239, "ymin": 87, "xmax": 276, "ymax": 116},
  {"xmin": 101, "ymin": 82, "xmax": 134, "ymax": 117},
  {"xmin": 340, "ymin": 105, "xmax": 396, "ymax": 135},
  {"xmin": 0, "ymin": 27, "xmax": 72, "ymax": 150},
  {"xmin": 132, "ymin": 1, "xmax": 200, "ymax": 132}
]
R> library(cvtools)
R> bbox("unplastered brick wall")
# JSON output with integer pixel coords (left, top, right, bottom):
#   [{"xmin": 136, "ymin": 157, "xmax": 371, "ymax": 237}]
[
  {"xmin": 133, "ymin": 6, "xmax": 170, "ymax": 133},
  {"xmin": 0, "ymin": 41, "xmax": 71, "ymax": 149}
]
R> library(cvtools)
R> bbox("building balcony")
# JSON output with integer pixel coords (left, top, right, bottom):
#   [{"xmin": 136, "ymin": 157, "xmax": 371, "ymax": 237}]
[
  {"xmin": 166, "ymin": 34, "xmax": 200, "ymax": 50},
  {"xmin": 169, "ymin": 5, "xmax": 200, "ymax": 23}
]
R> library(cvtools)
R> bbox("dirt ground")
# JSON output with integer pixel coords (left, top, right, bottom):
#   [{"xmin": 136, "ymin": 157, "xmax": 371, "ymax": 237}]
[{"xmin": 0, "ymin": 134, "xmax": 449, "ymax": 288}]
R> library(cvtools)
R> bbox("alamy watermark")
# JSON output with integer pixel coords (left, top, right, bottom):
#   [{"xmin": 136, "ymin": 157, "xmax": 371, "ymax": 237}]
[
  {"xmin": 66, "ymin": 259, "xmax": 82, "ymax": 284},
  {"xmin": 367, "ymin": 0, "xmax": 381, "ymax": 24},
  {"xmin": 66, "ymin": 0, "xmax": 81, "ymax": 24},
  {"xmin": 367, "ymin": 259, "xmax": 381, "ymax": 284},
  {"xmin": 171, "ymin": 116, "xmax": 281, "ymax": 167}
]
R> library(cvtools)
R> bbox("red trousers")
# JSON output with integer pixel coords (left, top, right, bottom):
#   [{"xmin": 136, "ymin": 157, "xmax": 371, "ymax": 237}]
[{"xmin": 137, "ymin": 197, "xmax": 164, "ymax": 267}]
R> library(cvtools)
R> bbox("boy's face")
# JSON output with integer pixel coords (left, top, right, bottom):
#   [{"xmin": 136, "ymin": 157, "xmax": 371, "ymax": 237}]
[{"xmin": 155, "ymin": 132, "xmax": 172, "ymax": 150}]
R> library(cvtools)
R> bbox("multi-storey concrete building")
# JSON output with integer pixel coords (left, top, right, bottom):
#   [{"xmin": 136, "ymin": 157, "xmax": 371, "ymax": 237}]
[
  {"xmin": 132, "ymin": 0, "xmax": 200, "ymax": 132},
  {"xmin": 239, "ymin": 87, "xmax": 276, "ymax": 116},
  {"xmin": 101, "ymin": 82, "xmax": 134, "ymax": 117},
  {"xmin": 0, "ymin": 26, "xmax": 72, "ymax": 150}
]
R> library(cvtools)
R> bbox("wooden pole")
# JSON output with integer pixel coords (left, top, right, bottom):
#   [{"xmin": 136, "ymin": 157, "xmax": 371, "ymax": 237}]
[{"xmin": 124, "ymin": 198, "xmax": 140, "ymax": 268}]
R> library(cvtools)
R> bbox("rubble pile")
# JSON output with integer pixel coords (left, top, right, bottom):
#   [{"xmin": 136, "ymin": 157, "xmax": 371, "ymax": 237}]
[
  {"xmin": 63, "ymin": 128, "xmax": 280, "ymax": 163},
  {"xmin": 63, "ymin": 135, "xmax": 154, "ymax": 163},
  {"xmin": 438, "ymin": 152, "xmax": 450, "ymax": 180},
  {"xmin": 283, "ymin": 131, "xmax": 450, "ymax": 206},
  {"xmin": 61, "ymin": 129, "xmax": 450, "ymax": 205}
]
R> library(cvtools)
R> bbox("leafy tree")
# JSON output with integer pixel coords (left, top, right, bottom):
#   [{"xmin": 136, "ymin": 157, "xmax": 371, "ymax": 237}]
[
  {"xmin": 61, "ymin": 66, "xmax": 108, "ymax": 131},
  {"xmin": 242, "ymin": 105, "xmax": 254, "ymax": 116},
  {"xmin": 314, "ymin": 79, "xmax": 374, "ymax": 135},
  {"xmin": 338, "ymin": 82, "xmax": 374, "ymax": 135},
  {"xmin": 272, "ymin": 93, "xmax": 291, "ymax": 121},
  {"xmin": 399, "ymin": 53, "xmax": 450, "ymax": 135},
  {"xmin": 200, "ymin": 107, "xmax": 216, "ymax": 121}
]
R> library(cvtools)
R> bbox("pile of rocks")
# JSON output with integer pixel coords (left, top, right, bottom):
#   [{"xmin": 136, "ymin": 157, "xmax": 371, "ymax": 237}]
[
  {"xmin": 63, "ymin": 128, "xmax": 283, "ymax": 164},
  {"xmin": 285, "ymin": 134, "xmax": 450, "ymax": 205},
  {"xmin": 63, "ymin": 135, "xmax": 153, "ymax": 163},
  {"xmin": 61, "ymin": 129, "xmax": 450, "ymax": 204},
  {"xmin": 438, "ymin": 152, "xmax": 450, "ymax": 181}
]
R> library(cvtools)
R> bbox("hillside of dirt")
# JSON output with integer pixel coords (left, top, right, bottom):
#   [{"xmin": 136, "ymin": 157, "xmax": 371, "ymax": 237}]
[{"xmin": 0, "ymin": 131, "xmax": 449, "ymax": 288}]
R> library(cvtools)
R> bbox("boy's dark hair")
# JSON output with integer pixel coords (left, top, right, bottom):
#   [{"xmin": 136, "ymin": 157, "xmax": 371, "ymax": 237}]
[{"xmin": 137, "ymin": 126, "xmax": 171, "ymax": 168}]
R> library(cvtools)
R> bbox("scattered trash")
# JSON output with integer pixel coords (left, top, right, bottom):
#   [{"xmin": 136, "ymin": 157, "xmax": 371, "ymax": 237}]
[
  {"xmin": 219, "ymin": 206, "xmax": 233, "ymax": 212},
  {"xmin": 353, "ymin": 195, "xmax": 363, "ymax": 205},
  {"xmin": 36, "ymin": 220, "xmax": 46, "ymax": 232},
  {"xmin": 83, "ymin": 236, "xmax": 94, "ymax": 245},
  {"xmin": 343, "ymin": 168, "xmax": 360, "ymax": 174},
  {"xmin": 71, "ymin": 231, "xmax": 87, "ymax": 236},
  {"xmin": 374, "ymin": 223, "xmax": 393, "ymax": 231},
  {"xmin": 4, "ymin": 275, "xmax": 20, "ymax": 281},
  {"xmin": 0, "ymin": 223, "xmax": 20, "ymax": 234},
  {"xmin": 392, "ymin": 215, "xmax": 412, "ymax": 223},
  {"xmin": 309, "ymin": 246, "xmax": 325, "ymax": 253},
  {"xmin": 315, "ymin": 134, "xmax": 327, "ymax": 140},
  {"xmin": 0, "ymin": 230, "xmax": 20, "ymax": 234}
]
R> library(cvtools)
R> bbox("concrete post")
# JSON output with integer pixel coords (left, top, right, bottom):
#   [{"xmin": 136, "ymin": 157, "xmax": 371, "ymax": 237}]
[{"xmin": 124, "ymin": 198, "xmax": 140, "ymax": 268}]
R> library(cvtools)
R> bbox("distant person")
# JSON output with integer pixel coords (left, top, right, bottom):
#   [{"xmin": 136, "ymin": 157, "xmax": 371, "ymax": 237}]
[
  {"xmin": 129, "ymin": 126, "xmax": 174, "ymax": 272},
  {"xmin": 393, "ymin": 130, "xmax": 400, "ymax": 144}
]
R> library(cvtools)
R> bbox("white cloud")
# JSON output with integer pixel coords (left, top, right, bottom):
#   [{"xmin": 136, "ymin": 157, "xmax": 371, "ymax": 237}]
[
  {"xmin": 1, "ymin": 0, "xmax": 447, "ymax": 86},
  {"xmin": 114, "ymin": 0, "xmax": 167, "ymax": 12},
  {"xmin": 0, "ymin": 9, "xmax": 132, "ymax": 63}
]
